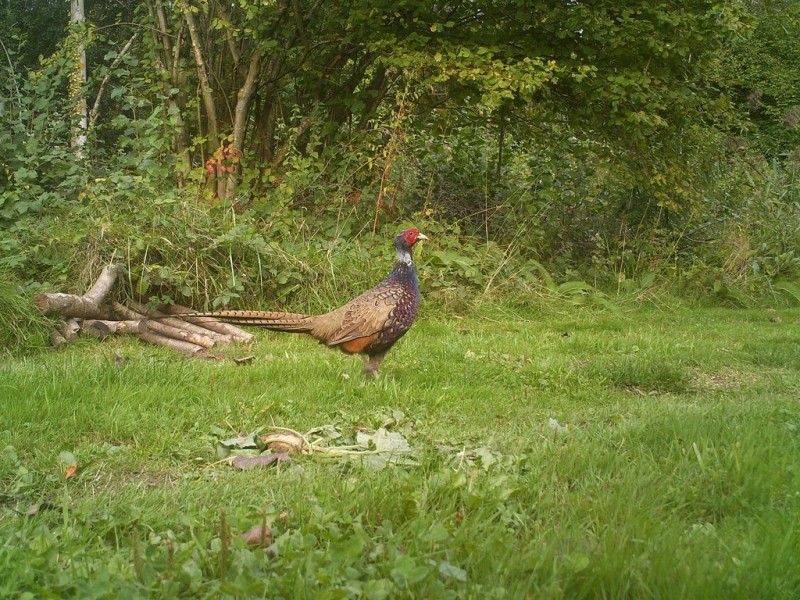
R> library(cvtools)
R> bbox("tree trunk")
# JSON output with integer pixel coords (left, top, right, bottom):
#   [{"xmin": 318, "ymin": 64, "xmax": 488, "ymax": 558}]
[
  {"xmin": 225, "ymin": 50, "xmax": 262, "ymax": 199},
  {"xmin": 69, "ymin": 0, "xmax": 87, "ymax": 156},
  {"xmin": 182, "ymin": 0, "xmax": 220, "ymax": 192},
  {"xmin": 147, "ymin": 0, "xmax": 192, "ymax": 183}
]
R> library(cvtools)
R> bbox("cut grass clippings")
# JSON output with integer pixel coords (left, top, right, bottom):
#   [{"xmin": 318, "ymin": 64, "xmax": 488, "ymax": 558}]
[{"xmin": 1, "ymin": 303, "xmax": 799, "ymax": 598}]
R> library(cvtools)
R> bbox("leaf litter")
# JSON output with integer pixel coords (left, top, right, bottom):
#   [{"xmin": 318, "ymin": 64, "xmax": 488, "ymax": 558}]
[{"xmin": 210, "ymin": 413, "xmax": 418, "ymax": 471}]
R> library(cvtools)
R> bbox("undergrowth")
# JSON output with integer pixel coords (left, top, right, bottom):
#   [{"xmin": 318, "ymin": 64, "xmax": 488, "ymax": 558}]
[{"xmin": 1, "ymin": 153, "xmax": 799, "ymax": 322}]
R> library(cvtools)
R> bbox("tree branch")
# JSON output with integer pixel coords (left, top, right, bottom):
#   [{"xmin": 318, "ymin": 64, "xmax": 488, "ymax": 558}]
[{"xmin": 89, "ymin": 33, "xmax": 139, "ymax": 130}]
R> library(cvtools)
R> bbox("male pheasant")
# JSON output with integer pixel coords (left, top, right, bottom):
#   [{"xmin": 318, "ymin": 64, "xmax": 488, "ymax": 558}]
[{"xmin": 186, "ymin": 228, "xmax": 427, "ymax": 377}]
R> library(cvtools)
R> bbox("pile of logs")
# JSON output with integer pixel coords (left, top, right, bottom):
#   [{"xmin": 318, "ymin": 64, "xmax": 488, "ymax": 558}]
[{"xmin": 33, "ymin": 264, "xmax": 254, "ymax": 356}]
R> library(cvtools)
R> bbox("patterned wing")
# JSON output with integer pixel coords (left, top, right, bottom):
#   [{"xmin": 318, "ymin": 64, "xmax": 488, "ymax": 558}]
[{"xmin": 323, "ymin": 282, "xmax": 406, "ymax": 346}]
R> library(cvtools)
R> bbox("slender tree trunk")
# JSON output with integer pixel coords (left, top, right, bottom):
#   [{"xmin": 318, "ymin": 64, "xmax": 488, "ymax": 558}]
[
  {"xmin": 69, "ymin": 0, "xmax": 87, "ymax": 156},
  {"xmin": 153, "ymin": 0, "xmax": 173, "ymax": 72},
  {"xmin": 495, "ymin": 104, "xmax": 506, "ymax": 183},
  {"xmin": 181, "ymin": 1, "xmax": 219, "ymax": 154},
  {"xmin": 226, "ymin": 50, "xmax": 262, "ymax": 199},
  {"xmin": 148, "ymin": 0, "xmax": 192, "ymax": 182}
]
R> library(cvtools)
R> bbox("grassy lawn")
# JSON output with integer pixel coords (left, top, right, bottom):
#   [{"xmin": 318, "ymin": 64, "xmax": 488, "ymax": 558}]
[{"xmin": 1, "ymin": 302, "xmax": 799, "ymax": 599}]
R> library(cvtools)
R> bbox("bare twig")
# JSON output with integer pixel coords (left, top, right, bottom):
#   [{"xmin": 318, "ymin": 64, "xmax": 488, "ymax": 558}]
[{"xmin": 89, "ymin": 33, "xmax": 139, "ymax": 129}]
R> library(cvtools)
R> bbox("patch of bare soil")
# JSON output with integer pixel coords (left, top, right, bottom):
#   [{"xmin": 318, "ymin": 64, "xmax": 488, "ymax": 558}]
[{"xmin": 692, "ymin": 369, "xmax": 760, "ymax": 391}]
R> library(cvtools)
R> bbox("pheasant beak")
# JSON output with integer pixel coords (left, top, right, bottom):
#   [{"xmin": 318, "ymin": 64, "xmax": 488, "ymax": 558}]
[{"xmin": 416, "ymin": 233, "xmax": 428, "ymax": 242}]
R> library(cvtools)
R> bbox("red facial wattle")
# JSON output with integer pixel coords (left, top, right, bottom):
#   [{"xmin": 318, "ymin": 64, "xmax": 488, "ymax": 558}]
[{"xmin": 403, "ymin": 228, "xmax": 420, "ymax": 244}]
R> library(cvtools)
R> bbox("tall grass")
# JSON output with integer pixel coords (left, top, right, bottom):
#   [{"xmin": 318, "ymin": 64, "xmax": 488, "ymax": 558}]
[{"xmin": 0, "ymin": 271, "xmax": 50, "ymax": 356}]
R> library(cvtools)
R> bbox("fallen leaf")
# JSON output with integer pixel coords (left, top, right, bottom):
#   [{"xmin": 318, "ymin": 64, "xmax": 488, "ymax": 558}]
[
  {"xmin": 220, "ymin": 432, "xmax": 262, "ymax": 450},
  {"xmin": 58, "ymin": 450, "xmax": 77, "ymax": 465},
  {"xmin": 233, "ymin": 355, "xmax": 255, "ymax": 365},
  {"xmin": 355, "ymin": 428, "xmax": 416, "ymax": 468},
  {"xmin": 240, "ymin": 525, "xmax": 273, "ymax": 547},
  {"xmin": 58, "ymin": 451, "xmax": 77, "ymax": 478},
  {"xmin": 24, "ymin": 500, "xmax": 59, "ymax": 516},
  {"xmin": 231, "ymin": 452, "xmax": 291, "ymax": 470},
  {"xmin": 217, "ymin": 429, "xmax": 265, "ymax": 459},
  {"xmin": 437, "ymin": 560, "xmax": 468, "ymax": 582},
  {"xmin": 306, "ymin": 424, "xmax": 343, "ymax": 442},
  {"xmin": 356, "ymin": 428, "xmax": 412, "ymax": 454},
  {"xmin": 547, "ymin": 418, "xmax": 573, "ymax": 434}
]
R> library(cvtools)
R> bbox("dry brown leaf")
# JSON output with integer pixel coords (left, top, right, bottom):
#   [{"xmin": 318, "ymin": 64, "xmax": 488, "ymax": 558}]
[
  {"xmin": 64, "ymin": 464, "xmax": 77, "ymax": 479},
  {"xmin": 231, "ymin": 452, "xmax": 290, "ymax": 470},
  {"xmin": 240, "ymin": 525, "xmax": 273, "ymax": 547}
]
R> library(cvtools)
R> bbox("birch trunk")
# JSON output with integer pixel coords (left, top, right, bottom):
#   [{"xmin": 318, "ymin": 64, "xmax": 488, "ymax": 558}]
[{"xmin": 69, "ymin": 0, "xmax": 87, "ymax": 156}]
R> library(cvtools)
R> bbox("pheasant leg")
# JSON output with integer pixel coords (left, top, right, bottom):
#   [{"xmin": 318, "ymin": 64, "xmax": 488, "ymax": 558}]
[{"xmin": 364, "ymin": 351, "xmax": 388, "ymax": 378}]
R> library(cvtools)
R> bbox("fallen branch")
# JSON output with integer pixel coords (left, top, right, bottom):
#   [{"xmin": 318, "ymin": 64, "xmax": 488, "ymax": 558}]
[
  {"xmin": 33, "ymin": 262, "xmax": 254, "ymax": 358},
  {"xmin": 34, "ymin": 264, "xmax": 121, "ymax": 318},
  {"xmin": 139, "ymin": 329, "xmax": 205, "ymax": 356},
  {"xmin": 127, "ymin": 300, "xmax": 233, "ymax": 343},
  {"xmin": 82, "ymin": 319, "xmax": 140, "ymax": 340},
  {"xmin": 113, "ymin": 302, "xmax": 216, "ymax": 349},
  {"xmin": 50, "ymin": 318, "xmax": 81, "ymax": 348},
  {"xmin": 160, "ymin": 303, "xmax": 255, "ymax": 343}
]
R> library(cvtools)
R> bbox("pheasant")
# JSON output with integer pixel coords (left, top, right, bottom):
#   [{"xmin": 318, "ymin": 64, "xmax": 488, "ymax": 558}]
[{"xmin": 184, "ymin": 228, "xmax": 427, "ymax": 377}]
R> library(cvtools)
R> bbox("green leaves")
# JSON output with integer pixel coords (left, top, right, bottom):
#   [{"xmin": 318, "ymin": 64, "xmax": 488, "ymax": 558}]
[{"xmin": 390, "ymin": 555, "xmax": 430, "ymax": 588}]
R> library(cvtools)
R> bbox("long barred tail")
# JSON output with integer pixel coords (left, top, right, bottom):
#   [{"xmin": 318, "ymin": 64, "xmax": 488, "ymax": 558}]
[{"xmin": 184, "ymin": 310, "xmax": 315, "ymax": 332}]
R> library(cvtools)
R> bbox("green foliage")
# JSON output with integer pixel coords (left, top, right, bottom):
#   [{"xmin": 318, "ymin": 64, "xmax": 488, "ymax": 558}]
[
  {"xmin": 0, "ymin": 48, "xmax": 84, "ymax": 224},
  {"xmin": 719, "ymin": 0, "xmax": 800, "ymax": 159},
  {"xmin": 0, "ymin": 0, "xmax": 795, "ymax": 316}
]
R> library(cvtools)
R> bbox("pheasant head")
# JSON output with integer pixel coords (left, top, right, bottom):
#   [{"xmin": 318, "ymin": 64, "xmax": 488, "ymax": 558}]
[{"xmin": 395, "ymin": 228, "xmax": 428, "ymax": 264}]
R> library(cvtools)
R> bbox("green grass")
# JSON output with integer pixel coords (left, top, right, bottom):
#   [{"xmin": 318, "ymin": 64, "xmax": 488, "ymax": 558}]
[
  {"xmin": 1, "ymin": 302, "xmax": 799, "ymax": 599},
  {"xmin": 0, "ymin": 272, "xmax": 50, "ymax": 356}
]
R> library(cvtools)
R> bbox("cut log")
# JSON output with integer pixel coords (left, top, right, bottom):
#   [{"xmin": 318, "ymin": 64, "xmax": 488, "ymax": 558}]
[
  {"xmin": 160, "ymin": 304, "xmax": 255, "ymax": 343},
  {"xmin": 112, "ymin": 302, "xmax": 215, "ymax": 349},
  {"xmin": 59, "ymin": 318, "xmax": 81, "ymax": 341},
  {"xmin": 83, "ymin": 264, "xmax": 123, "ymax": 306},
  {"xmin": 34, "ymin": 293, "xmax": 115, "ymax": 319},
  {"xmin": 50, "ymin": 330, "xmax": 68, "ymax": 348},
  {"xmin": 139, "ymin": 330, "xmax": 205, "ymax": 356},
  {"xmin": 50, "ymin": 319, "xmax": 81, "ymax": 347},
  {"xmin": 128, "ymin": 300, "xmax": 233, "ymax": 343},
  {"xmin": 82, "ymin": 319, "xmax": 140, "ymax": 340},
  {"xmin": 33, "ymin": 264, "xmax": 121, "ymax": 318}
]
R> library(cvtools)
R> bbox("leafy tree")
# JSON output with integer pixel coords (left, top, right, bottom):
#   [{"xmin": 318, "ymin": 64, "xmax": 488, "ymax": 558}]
[{"xmin": 720, "ymin": 0, "xmax": 800, "ymax": 159}]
